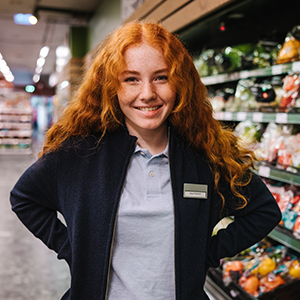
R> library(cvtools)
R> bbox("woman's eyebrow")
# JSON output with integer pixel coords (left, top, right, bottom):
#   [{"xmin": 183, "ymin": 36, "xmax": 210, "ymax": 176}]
[
  {"xmin": 120, "ymin": 70, "xmax": 139, "ymax": 75},
  {"xmin": 120, "ymin": 68, "xmax": 169, "ymax": 76}
]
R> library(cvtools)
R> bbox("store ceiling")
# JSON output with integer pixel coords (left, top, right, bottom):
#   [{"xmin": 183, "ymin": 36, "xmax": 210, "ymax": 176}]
[{"xmin": 0, "ymin": 0, "xmax": 101, "ymax": 87}]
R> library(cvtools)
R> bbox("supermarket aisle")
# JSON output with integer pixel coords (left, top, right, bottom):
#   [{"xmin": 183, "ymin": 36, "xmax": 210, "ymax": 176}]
[{"xmin": 0, "ymin": 154, "xmax": 70, "ymax": 300}]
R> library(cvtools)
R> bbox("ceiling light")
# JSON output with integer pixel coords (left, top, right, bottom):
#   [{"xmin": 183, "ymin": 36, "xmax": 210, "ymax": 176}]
[
  {"xmin": 56, "ymin": 46, "xmax": 70, "ymax": 58},
  {"xmin": 37, "ymin": 57, "xmax": 46, "ymax": 67},
  {"xmin": 0, "ymin": 66, "xmax": 10, "ymax": 75},
  {"xmin": 35, "ymin": 66, "xmax": 43, "ymax": 74},
  {"xmin": 5, "ymin": 74, "xmax": 14, "ymax": 82},
  {"xmin": 28, "ymin": 15, "xmax": 38, "ymax": 25},
  {"xmin": 13, "ymin": 13, "xmax": 38, "ymax": 25},
  {"xmin": 40, "ymin": 46, "xmax": 50, "ymax": 58},
  {"xmin": 33, "ymin": 74, "xmax": 40, "ymax": 83},
  {"xmin": 58, "ymin": 81, "xmax": 69, "ymax": 90}
]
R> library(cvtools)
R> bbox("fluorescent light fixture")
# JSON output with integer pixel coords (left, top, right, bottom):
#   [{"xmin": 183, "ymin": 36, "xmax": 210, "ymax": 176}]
[
  {"xmin": 5, "ymin": 74, "xmax": 14, "ymax": 82},
  {"xmin": 13, "ymin": 13, "xmax": 38, "ymax": 25},
  {"xmin": 40, "ymin": 46, "xmax": 50, "ymax": 58},
  {"xmin": 35, "ymin": 66, "xmax": 43, "ymax": 74},
  {"xmin": 37, "ymin": 57, "xmax": 46, "ymax": 67},
  {"xmin": 28, "ymin": 15, "xmax": 38, "ymax": 25},
  {"xmin": 56, "ymin": 46, "xmax": 70, "ymax": 58},
  {"xmin": 58, "ymin": 80, "xmax": 69, "ymax": 90},
  {"xmin": 33, "ymin": 74, "xmax": 40, "ymax": 83},
  {"xmin": 0, "ymin": 65, "xmax": 10, "ymax": 75}
]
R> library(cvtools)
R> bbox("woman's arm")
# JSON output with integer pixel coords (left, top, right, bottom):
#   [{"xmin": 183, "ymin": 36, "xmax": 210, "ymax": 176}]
[
  {"xmin": 206, "ymin": 173, "xmax": 281, "ymax": 269},
  {"xmin": 10, "ymin": 152, "xmax": 72, "ymax": 267}
]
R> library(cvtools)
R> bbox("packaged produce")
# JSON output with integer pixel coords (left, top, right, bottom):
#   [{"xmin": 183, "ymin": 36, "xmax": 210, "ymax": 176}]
[
  {"xmin": 256, "ymin": 123, "xmax": 297, "ymax": 165},
  {"xmin": 280, "ymin": 74, "xmax": 300, "ymax": 110},
  {"xmin": 239, "ymin": 275, "xmax": 260, "ymax": 297},
  {"xmin": 277, "ymin": 32, "xmax": 300, "ymax": 64},
  {"xmin": 232, "ymin": 79, "xmax": 257, "ymax": 111},
  {"xmin": 194, "ymin": 49, "xmax": 221, "ymax": 77},
  {"xmin": 221, "ymin": 243, "xmax": 299, "ymax": 298},
  {"xmin": 209, "ymin": 87, "xmax": 235, "ymax": 112},
  {"xmin": 259, "ymin": 274, "xmax": 286, "ymax": 293},
  {"xmin": 234, "ymin": 120, "xmax": 261, "ymax": 145},
  {"xmin": 289, "ymin": 260, "xmax": 300, "ymax": 278},
  {"xmin": 252, "ymin": 42, "xmax": 279, "ymax": 69}
]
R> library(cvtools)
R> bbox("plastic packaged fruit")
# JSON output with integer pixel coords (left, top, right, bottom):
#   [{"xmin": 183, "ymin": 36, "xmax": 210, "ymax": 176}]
[
  {"xmin": 239, "ymin": 275, "xmax": 259, "ymax": 297},
  {"xmin": 260, "ymin": 275, "xmax": 285, "ymax": 293},
  {"xmin": 257, "ymin": 257, "xmax": 276, "ymax": 276},
  {"xmin": 289, "ymin": 260, "xmax": 300, "ymax": 278},
  {"xmin": 224, "ymin": 260, "xmax": 244, "ymax": 281},
  {"xmin": 277, "ymin": 34, "xmax": 300, "ymax": 64}
]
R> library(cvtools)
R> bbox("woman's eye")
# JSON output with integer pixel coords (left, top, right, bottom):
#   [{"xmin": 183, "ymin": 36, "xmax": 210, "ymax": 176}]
[
  {"xmin": 156, "ymin": 75, "xmax": 168, "ymax": 81},
  {"xmin": 125, "ymin": 77, "xmax": 137, "ymax": 82}
]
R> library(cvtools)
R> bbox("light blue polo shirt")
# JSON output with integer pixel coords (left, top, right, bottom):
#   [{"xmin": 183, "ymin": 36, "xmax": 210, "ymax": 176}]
[{"xmin": 107, "ymin": 144, "xmax": 175, "ymax": 300}]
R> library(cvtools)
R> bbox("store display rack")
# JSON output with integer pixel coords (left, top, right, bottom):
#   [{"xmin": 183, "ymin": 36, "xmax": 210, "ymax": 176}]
[
  {"xmin": 201, "ymin": 61, "xmax": 300, "ymax": 86},
  {"xmin": 203, "ymin": 55, "xmax": 300, "ymax": 300},
  {"xmin": 0, "ymin": 107, "xmax": 33, "ymax": 154},
  {"xmin": 214, "ymin": 111, "xmax": 300, "ymax": 125}
]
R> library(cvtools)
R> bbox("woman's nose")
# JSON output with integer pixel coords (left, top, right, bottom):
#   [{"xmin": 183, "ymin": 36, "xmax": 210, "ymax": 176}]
[{"xmin": 139, "ymin": 81, "xmax": 156, "ymax": 100}]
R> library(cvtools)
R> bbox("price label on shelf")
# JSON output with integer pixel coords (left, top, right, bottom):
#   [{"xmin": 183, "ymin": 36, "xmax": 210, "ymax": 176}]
[
  {"xmin": 276, "ymin": 113, "xmax": 288, "ymax": 123},
  {"xmin": 258, "ymin": 165, "xmax": 271, "ymax": 178},
  {"xmin": 252, "ymin": 112, "xmax": 263, "ymax": 122},
  {"xmin": 213, "ymin": 112, "xmax": 223, "ymax": 120},
  {"xmin": 237, "ymin": 112, "xmax": 247, "ymax": 121},
  {"xmin": 224, "ymin": 112, "xmax": 233, "ymax": 120},
  {"xmin": 292, "ymin": 61, "xmax": 300, "ymax": 73},
  {"xmin": 272, "ymin": 65, "xmax": 283, "ymax": 75}
]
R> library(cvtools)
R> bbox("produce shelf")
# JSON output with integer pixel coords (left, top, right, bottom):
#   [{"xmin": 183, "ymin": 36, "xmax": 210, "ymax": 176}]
[
  {"xmin": 214, "ymin": 111, "xmax": 300, "ymax": 125},
  {"xmin": 202, "ymin": 61, "xmax": 300, "ymax": 86},
  {"xmin": 254, "ymin": 163, "xmax": 300, "ymax": 186},
  {"xmin": 269, "ymin": 226, "xmax": 300, "ymax": 254}
]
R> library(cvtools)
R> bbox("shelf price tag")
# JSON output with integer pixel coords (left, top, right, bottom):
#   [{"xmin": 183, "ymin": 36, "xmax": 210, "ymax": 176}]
[
  {"xmin": 253, "ymin": 112, "xmax": 263, "ymax": 122},
  {"xmin": 292, "ymin": 61, "xmax": 300, "ymax": 73},
  {"xmin": 224, "ymin": 112, "xmax": 233, "ymax": 120},
  {"xmin": 276, "ymin": 113, "xmax": 288, "ymax": 124},
  {"xmin": 272, "ymin": 65, "xmax": 283, "ymax": 75},
  {"xmin": 213, "ymin": 112, "xmax": 223, "ymax": 120},
  {"xmin": 237, "ymin": 112, "xmax": 247, "ymax": 121},
  {"xmin": 258, "ymin": 165, "xmax": 271, "ymax": 178}
]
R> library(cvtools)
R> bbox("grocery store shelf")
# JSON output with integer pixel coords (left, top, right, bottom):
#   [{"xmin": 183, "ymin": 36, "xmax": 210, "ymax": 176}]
[
  {"xmin": 269, "ymin": 226, "xmax": 300, "ymax": 254},
  {"xmin": 0, "ymin": 148, "xmax": 33, "ymax": 155},
  {"xmin": 214, "ymin": 111, "xmax": 300, "ymax": 124},
  {"xmin": 254, "ymin": 163, "xmax": 300, "ymax": 186},
  {"xmin": 205, "ymin": 276, "xmax": 234, "ymax": 300},
  {"xmin": 207, "ymin": 268, "xmax": 254, "ymax": 300},
  {"xmin": 202, "ymin": 61, "xmax": 300, "ymax": 86}
]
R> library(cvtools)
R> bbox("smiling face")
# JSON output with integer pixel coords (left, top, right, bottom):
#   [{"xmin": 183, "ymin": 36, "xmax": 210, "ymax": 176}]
[{"xmin": 117, "ymin": 42, "xmax": 176, "ymax": 140}]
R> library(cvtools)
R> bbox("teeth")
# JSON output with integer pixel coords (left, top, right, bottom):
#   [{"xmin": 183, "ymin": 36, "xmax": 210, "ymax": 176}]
[{"xmin": 138, "ymin": 106, "xmax": 160, "ymax": 111}]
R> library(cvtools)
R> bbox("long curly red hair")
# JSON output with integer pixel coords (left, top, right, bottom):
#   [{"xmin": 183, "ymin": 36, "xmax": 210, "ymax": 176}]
[{"xmin": 41, "ymin": 20, "xmax": 257, "ymax": 210}]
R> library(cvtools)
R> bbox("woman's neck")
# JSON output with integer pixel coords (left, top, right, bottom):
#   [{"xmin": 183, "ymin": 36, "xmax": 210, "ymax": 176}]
[{"xmin": 127, "ymin": 124, "xmax": 168, "ymax": 155}]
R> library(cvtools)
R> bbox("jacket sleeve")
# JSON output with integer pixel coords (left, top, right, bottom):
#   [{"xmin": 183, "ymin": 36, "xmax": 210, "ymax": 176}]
[
  {"xmin": 206, "ymin": 172, "xmax": 281, "ymax": 269},
  {"xmin": 10, "ymin": 151, "xmax": 72, "ymax": 267}
]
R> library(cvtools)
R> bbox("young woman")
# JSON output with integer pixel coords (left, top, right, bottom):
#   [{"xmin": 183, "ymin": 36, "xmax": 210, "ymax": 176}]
[{"xmin": 10, "ymin": 20, "xmax": 281, "ymax": 300}]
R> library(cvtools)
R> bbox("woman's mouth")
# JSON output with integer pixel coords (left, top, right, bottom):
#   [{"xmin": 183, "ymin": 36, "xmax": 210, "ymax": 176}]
[{"xmin": 136, "ymin": 106, "xmax": 161, "ymax": 111}]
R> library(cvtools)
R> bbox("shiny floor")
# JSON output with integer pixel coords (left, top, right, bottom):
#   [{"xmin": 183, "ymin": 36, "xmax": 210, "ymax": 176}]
[{"xmin": 0, "ymin": 153, "xmax": 70, "ymax": 300}]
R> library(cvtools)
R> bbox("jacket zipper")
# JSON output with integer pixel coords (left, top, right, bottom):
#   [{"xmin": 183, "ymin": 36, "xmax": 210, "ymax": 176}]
[
  {"xmin": 104, "ymin": 147, "xmax": 135, "ymax": 300},
  {"xmin": 167, "ymin": 127, "xmax": 177, "ymax": 300}
]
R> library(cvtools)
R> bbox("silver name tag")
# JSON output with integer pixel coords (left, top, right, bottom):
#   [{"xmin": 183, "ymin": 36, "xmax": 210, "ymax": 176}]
[{"xmin": 183, "ymin": 183, "xmax": 208, "ymax": 199}]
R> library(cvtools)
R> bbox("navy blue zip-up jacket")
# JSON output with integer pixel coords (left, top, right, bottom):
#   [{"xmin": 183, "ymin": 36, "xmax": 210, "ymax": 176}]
[{"xmin": 10, "ymin": 124, "xmax": 281, "ymax": 300}]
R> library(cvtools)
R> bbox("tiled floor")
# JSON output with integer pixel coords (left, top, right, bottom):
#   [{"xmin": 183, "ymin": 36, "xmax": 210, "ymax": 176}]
[{"xmin": 0, "ymin": 153, "xmax": 70, "ymax": 300}]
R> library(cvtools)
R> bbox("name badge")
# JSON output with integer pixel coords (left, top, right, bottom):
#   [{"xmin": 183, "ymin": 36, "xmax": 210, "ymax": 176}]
[{"xmin": 183, "ymin": 183, "xmax": 208, "ymax": 199}]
